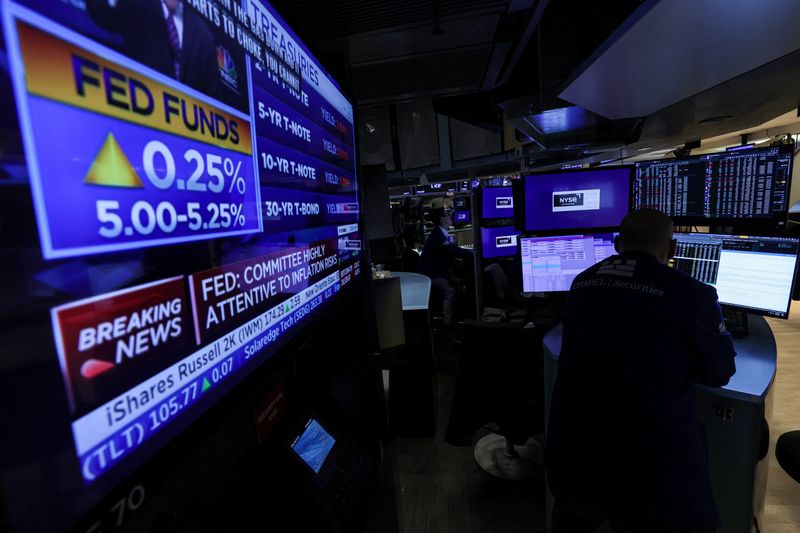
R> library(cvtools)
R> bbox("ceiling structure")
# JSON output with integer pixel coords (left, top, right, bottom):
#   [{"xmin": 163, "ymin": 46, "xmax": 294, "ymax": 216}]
[{"xmin": 268, "ymin": 0, "xmax": 800, "ymax": 182}]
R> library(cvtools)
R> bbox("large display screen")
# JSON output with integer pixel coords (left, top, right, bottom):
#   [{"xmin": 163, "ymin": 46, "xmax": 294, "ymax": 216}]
[
  {"xmin": 522, "ymin": 167, "xmax": 632, "ymax": 232},
  {"xmin": 672, "ymin": 233, "xmax": 799, "ymax": 318},
  {"xmin": 0, "ymin": 0, "xmax": 361, "ymax": 530},
  {"xmin": 520, "ymin": 233, "xmax": 618, "ymax": 292},
  {"xmin": 634, "ymin": 145, "xmax": 793, "ymax": 226}
]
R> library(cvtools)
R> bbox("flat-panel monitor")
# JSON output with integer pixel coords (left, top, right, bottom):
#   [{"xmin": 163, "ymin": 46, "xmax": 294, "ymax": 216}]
[
  {"xmin": 522, "ymin": 167, "xmax": 632, "ymax": 232},
  {"xmin": 672, "ymin": 233, "xmax": 800, "ymax": 318},
  {"xmin": 453, "ymin": 195, "xmax": 470, "ymax": 210},
  {"xmin": 520, "ymin": 233, "xmax": 618, "ymax": 293},
  {"xmin": 453, "ymin": 210, "xmax": 471, "ymax": 224},
  {"xmin": 481, "ymin": 186, "xmax": 515, "ymax": 219},
  {"xmin": 0, "ymin": 1, "xmax": 361, "ymax": 530},
  {"xmin": 290, "ymin": 418, "xmax": 336, "ymax": 474},
  {"xmin": 480, "ymin": 226, "xmax": 521, "ymax": 259},
  {"xmin": 634, "ymin": 145, "xmax": 793, "ymax": 226}
]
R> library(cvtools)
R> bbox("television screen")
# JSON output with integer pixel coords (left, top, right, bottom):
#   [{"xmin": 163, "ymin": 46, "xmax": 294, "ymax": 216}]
[
  {"xmin": 481, "ymin": 186, "xmax": 514, "ymax": 219},
  {"xmin": 290, "ymin": 418, "xmax": 336, "ymax": 474},
  {"xmin": 453, "ymin": 210, "xmax": 471, "ymax": 224},
  {"xmin": 0, "ymin": 1, "xmax": 361, "ymax": 530},
  {"xmin": 522, "ymin": 167, "xmax": 632, "ymax": 232},
  {"xmin": 453, "ymin": 195, "xmax": 470, "ymax": 210},
  {"xmin": 480, "ymin": 226, "xmax": 520, "ymax": 259},
  {"xmin": 672, "ymin": 233, "xmax": 800, "ymax": 318},
  {"xmin": 520, "ymin": 233, "xmax": 618, "ymax": 292},
  {"xmin": 634, "ymin": 145, "xmax": 793, "ymax": 226}
]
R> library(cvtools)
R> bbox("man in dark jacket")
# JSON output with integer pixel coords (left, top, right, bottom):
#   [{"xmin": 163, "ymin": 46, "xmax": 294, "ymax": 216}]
[
  {"xmin": 419, "ymin": 207, "xmax": 473, "ymax": 329},
  {"xmin": 545, "ymin": 209, "xmax": 736, "ymax": 532},
  {"xmin": 87, "ymin": 0, "xmax": 220, "ymax": 98}
]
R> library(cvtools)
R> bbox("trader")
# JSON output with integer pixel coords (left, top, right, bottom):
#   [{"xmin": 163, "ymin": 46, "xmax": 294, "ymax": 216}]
[
  {"xmin": 419, "ymin": 207, "xmax": 473, "ymax": 337},
  {"xmin": 545, "ymin": 209, "xmax": 736, "ymax": 532}
]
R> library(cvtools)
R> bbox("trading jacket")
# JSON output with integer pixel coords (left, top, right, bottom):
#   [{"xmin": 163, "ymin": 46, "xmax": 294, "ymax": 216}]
[{"xmin": 545, "ymin": 251, "xmax": 737, "ymax": 528}]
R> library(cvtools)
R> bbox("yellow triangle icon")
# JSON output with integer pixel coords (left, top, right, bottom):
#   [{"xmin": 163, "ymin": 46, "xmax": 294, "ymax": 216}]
[{"xmin": 84, "ymin": 133, "xmax": 143, "ymax": 188}]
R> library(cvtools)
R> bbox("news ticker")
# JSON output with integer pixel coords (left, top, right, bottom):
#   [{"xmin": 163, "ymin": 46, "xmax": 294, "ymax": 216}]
[{"xmin": 70, "ymin": 272, "xmax": 339, "ymax": 482}]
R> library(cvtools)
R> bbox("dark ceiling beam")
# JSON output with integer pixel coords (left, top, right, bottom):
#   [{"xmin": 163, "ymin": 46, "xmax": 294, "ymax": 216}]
[{"xmin": 483, "ymin": 0, "xmax": 549, "ymax": 90}]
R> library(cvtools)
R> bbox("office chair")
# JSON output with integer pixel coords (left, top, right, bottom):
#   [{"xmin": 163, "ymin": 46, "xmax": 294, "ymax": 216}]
[
  {"xmin": 776, "ymin": 430, "xmax": 800, "ymax": 484},
  {"xmin": 481, "ymin": 263, "xmax": 526, "ymax": 323},
  {"xmin": 446, "ymin": 319, "xmax": 545, "ymax": 480}
]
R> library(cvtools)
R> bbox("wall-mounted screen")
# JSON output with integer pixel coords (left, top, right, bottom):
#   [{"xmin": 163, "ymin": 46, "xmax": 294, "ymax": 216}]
[
  {"xmin": 672, "ymin": 233, "xmax": 799, "ymax": 318},
  {"xmin": 481, "ymin": 186, "xmax": 514, "ymax": 219},
  {"xmin": 480, "ymin": 226, "xmax": 520, "ymax": 259},
  {"xmin": 521, "ymin": 167, "xmax": 632, "ymax": 232},
  {"xmin": 520, "ymin": 233, "xmax": 618, "ymax": 292},
  {"xmin": 0, "ymin": 0, "xmax": 361, "ymax": 530},
  {"xmin": 634, "ymin": 145, "xmax": 793, "ymax": 226}
]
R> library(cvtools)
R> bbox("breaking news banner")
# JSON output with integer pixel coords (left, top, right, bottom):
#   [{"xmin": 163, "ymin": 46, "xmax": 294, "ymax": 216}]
[{"xmin": 50, "ymin": 276, "xmax": 193, "ymax": 419}]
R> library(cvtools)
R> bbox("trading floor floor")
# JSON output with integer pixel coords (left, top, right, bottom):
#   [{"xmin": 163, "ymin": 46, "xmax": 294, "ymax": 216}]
[
  {"xmin": 369, "ymin": 311, "xmax": 800, "ymax": 533},
  {"xmin": 369, "ymin": 335, "xmax": 547, "ymax": 533},
  {"xmin": 763, "ymin": 306, "xmax": 800, "ymax": 532}
]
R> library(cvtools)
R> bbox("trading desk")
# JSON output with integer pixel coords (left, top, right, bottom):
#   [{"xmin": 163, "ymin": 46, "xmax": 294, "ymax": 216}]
[{"xmin": 543, "ymin": 315, "xmax": 775, "ymax": 533}]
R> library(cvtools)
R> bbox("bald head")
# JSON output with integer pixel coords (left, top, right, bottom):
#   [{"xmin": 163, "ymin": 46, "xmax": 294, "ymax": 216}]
[{"xmin": 616, "ymin": 209, "xmax": 675, "ymax": 263}]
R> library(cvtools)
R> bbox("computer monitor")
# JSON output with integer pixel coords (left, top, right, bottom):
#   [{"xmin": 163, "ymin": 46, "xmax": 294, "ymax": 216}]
[
  {"xmin": 453, "ymin": 210, "xmax": 471, "ymax": 224},
  {"xmin": 480, "ymin": 226, "xmax": 521, "ymax": 259},
  {"xmin": 481, "ymin": 186, "xmax": 514, "ymax": 219},
  {"xmin": 672, "ymin": 233, "xmax": 800, "ymax": 318},
  {"xmin": 520, "ymin": 233, "xmax": 618, "ymax": 293},
  {"xmin": 521, "ymin": 167, "xmax": 633, "ymax": 233},
  {"xmin": 453, "ymin": 195, "xmax": 471, "ymax": 210},
  {"xmin": 0, "ymin": 1, "xmax": 362, "ymax": 530},
  {"xmin": 634, "ymin": 145, "xmax": 793, "ymax": 226}
]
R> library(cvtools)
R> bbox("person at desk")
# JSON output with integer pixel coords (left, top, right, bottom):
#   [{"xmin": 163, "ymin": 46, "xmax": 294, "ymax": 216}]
[
  {"xmin": 545, "ymin": 209, "xmax": 736, "ymax": 533},
  {"xmin": 419, "ymin": 208, "xmax": 473, "ymax": 335}
]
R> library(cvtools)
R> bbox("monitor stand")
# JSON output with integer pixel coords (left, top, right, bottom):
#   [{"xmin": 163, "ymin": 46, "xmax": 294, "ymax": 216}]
[{"xmin": 723, "ymin": 308, "xmax": 750, "ymax": 338}]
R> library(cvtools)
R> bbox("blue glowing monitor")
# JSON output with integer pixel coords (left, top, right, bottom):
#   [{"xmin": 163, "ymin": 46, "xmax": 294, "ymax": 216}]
[
  {"xmin": 453, "ymin": 210, "xmax": 471, "ymax": 223},
  {"xmin": 481, "ymin": 187, "xmax": 514, "ymax": 219},
  {"xmin": 522, "ymin": 167, "xmax": 632, "ymax": 232},
  {"xmin": 481, "ymin": 226, "xmax": 520, "ymax": 259}
]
